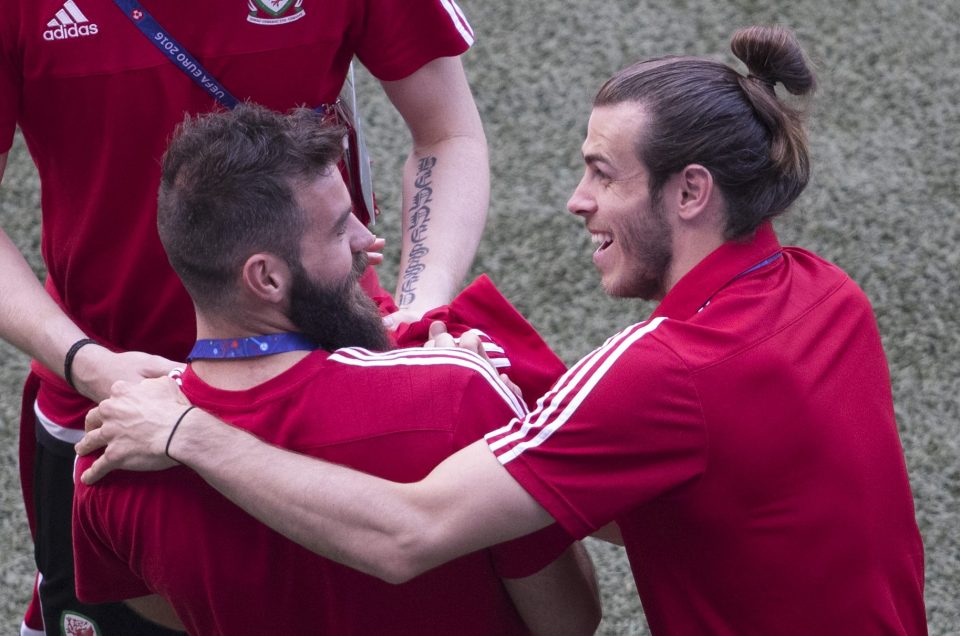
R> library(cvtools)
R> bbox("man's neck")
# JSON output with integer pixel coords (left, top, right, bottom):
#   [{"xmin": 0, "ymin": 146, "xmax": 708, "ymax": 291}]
[
  {"xmin": 663, "ymin": 211, "xmax": 727, "ymax": 296},
  {"xmin": 190, "ymin": 314, "xmax": 314, "ymax": 392}
]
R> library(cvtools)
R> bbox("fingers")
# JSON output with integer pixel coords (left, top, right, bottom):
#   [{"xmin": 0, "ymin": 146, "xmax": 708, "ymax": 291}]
[
  {"xmin": 499, "ymin": 373, "xmax": 524, "ymax": 400},
  {"xmin": 366, "ymin": 236, "xmax": 386, "ymax": 266},
  {"xmin": 80, "ymin": 453, "xmax": 110, "ymax": 485},
  {"xmin": 425, "ymin": 332, "xmax": 457, "ymax": 348},
  {"xmin": 145, "ymin": 355, "xmax": 182, "ymax": 378},
  {"xmin": 457, "ymin": 329, "xmax": 488, "ymax": 359},
  {"xmin": 383, "ymin": 308, "xmax": 427, "ymax": 331},
  {"xmin": 428, "ymin": 321, "xmax": 449, "ymax": 339},
  {"xmin": 75, "ymin": 426, "xmax": 104, "ymax": 456},
  {"xmin": 85, "ymin": 405, "xmax": 104, "ymax": 432},
  {"xmin": 424, "ymin": 322, "xmax": 455, "ymax": 348}
]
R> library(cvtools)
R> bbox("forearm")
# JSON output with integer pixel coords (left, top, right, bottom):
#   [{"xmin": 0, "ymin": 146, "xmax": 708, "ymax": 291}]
[
  {"xmin": 168, "ymin": 409, "xmax": 462, "ymax": 582},
  {"xmin": 0, "ymin": 227, "xmax": 89, "ymax": 374},
  {"xmin": 163, "ymin": 409, "xmax": 552, "ymax": 582},
  {"xmin": 81, "ymin": 377, "xmax": 555, "ymax": 580},
  {"xmin": 395, "ymin": 133, "xmax": 488, "ymax": 314}
]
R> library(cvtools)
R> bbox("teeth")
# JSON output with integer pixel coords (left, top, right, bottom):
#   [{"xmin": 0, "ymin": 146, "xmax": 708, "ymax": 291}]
[{"xmin": 591, "ymin": 233, "xmax": 613, "ymax": 249}]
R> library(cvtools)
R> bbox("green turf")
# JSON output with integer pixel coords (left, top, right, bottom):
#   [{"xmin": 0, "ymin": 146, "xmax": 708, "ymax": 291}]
[{"xmin": 2, "ymin": 1, "xmax": 958, "ymax": 633}]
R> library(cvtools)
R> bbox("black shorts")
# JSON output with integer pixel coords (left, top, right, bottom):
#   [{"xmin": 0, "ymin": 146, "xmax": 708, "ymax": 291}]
[{"xmin": 33, "ymin": 417, "xmax": 184, "ymax": 635}]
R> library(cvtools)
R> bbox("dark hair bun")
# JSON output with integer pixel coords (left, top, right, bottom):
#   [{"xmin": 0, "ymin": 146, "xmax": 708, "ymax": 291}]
[{"xmin": 731, "ymin": 26, "xmax": 816, "ymax": 96}]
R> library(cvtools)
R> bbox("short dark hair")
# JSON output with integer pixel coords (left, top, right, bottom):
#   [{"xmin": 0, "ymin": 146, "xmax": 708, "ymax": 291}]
[
  {"xmin": 595, "ymin": 25, "xmax": 817, "ymax": 239},
  {"xmin": 157, "ymin": 103, "xmax": 344, "ymax": 310}
]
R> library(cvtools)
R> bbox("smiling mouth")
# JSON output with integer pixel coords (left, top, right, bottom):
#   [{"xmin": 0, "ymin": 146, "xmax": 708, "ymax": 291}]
[{"xmin": 591, "ymin": 232, "xmax": 613, "ymax": 253}]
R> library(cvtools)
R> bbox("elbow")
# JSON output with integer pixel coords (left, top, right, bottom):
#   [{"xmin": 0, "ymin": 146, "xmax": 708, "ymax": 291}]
[
  {"xmin": 374, "ymin": 553, "xmax": 422, "ymax": 585},
  {"xmin": 367, "ymin": 523, "xmax": 442, "ymax": 585},
  {"xmin": 377, "ymin": 564, "xmax": 420, "ymax": 586}
]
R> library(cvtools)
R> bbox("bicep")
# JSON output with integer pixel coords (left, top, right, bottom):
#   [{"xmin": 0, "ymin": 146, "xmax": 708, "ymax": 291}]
[
  {"xmin": 380, "ymin": 56, "xmax": 483, "ymax": 146},
  {"xmin": 416, "ymin": 440, "xmax": 554, "ymax": 562}
]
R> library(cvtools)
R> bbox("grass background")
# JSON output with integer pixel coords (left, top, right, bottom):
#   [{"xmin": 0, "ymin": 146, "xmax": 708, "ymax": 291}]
[{"xmin": 2, "ymin": 1, "xmax": 958, "ymax": 633}]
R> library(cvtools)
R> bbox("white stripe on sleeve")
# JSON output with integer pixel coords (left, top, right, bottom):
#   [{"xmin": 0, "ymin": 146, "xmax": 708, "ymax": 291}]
[
  {"xmin": 488, "ymin": 318, "xmax": 667, "ymax": 464},
  {"xmin": 439, "ymin": 0, "xmax": 475, "ymax": 46},
  {"xmin": 329, "ymin": 347, "xmax": 527, "ymax": 418}
]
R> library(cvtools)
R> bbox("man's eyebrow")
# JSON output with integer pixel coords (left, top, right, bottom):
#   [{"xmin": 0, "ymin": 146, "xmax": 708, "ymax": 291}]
[{"xmin": 582, "ymin": 152, "xmax": 611, "ymax": 167}]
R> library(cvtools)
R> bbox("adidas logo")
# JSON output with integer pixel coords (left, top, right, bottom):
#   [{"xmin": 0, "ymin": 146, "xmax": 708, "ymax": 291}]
[{"xmin": 43, "ymin": 0, "xmax": 99, "ymax": 41}]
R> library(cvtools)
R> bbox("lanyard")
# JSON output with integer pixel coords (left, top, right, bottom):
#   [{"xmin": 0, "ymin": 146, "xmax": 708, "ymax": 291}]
[
  {"xmin": 113, "ymin": 0, "xmax": 379, "ymax": 229},
  {"xmin": 697, "ymin": 251, "xmax": 783, "ymax": 313},
  {"xmin": 188, "ymin": 333, "xmax": 317, "ymax": 361},
  {"xmin": 730, "ymin": 251, "xmax": 783, "ymax": 282},
  {"xmin": 113, "ymin": 0, "xmax": 379, "ymax": 225},
  {"xmin": 112, "ymin": 0, "xmax": 239, "ymax": 108}
]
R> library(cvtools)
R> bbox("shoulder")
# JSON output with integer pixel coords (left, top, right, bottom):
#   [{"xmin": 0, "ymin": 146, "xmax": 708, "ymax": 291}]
[
  {"xmin": 534, "ymin": 318, "xmax": 690, "ymax": 410},
  {"xmin": 328, "ymin": 346, "xmax": 527, "ymax": 418}
]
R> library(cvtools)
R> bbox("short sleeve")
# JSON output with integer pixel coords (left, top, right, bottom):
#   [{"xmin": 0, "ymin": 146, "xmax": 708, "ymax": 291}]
[
  {"xmin": 452, "ymin": 356, "xmax": 530, "ymax": 448},
  {"xmin": 355, "ymin": 0, "xmax": 474, "ymax": 81},
  {"xmin": 450, "ymin": 365, "xmax": 584, "ymax": 577},
  {"xmin": 0, "ymin": 6, "xmax": 21, "ymax": 154},
  {"xmin": 72, "ymin": 456, "xmax": 153, "ymax": 602},
  {"xmin": 486, "ymin": 322, "xmax": 709, "ymax": 539}
]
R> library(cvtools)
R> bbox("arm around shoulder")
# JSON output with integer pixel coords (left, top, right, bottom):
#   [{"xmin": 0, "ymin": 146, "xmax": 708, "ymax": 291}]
[{"xmin": 82, "ymin": 381, "xmax": 556, "ymax": 586}]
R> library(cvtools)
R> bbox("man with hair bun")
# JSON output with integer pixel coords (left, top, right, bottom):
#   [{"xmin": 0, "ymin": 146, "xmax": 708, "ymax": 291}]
[{"xmin": 81, "ymin": 26, "xmax": 928, "ymax": 634}]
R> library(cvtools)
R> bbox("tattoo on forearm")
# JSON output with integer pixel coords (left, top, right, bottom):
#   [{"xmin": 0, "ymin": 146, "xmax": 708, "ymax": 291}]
[{"xmin": 399, "ymin": 156, "xmax": 436, "ymax": 308}]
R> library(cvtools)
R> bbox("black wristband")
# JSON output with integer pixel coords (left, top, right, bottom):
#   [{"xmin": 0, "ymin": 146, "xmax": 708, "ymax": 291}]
[
  {"xmin": 64, "ymin": 337, "xmax": 97, "ymax": 392},
  {"xmin": 165, "ymin": 406, "xmax": 197, "ymax": 461}
]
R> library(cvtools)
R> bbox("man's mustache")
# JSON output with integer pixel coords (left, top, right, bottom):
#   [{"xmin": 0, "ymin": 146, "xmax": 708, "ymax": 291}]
[{"xmin": 352, "ymin": 252, "xmax": 369, "ymax": 279}]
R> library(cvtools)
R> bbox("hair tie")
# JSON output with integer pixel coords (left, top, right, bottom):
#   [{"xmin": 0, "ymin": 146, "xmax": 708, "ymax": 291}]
[{"xmin": 747, "ymin": 74, "xmax": 777, "ymax": 90}]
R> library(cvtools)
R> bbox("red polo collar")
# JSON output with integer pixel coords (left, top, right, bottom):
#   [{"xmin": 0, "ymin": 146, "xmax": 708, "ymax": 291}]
[{"xmin": 651, "ymin": 223, "xmax": 783, "ymax": 321}]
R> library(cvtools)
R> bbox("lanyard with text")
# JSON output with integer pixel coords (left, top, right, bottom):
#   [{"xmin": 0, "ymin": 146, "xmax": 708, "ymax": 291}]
[
  {"xmin": 188, "ymin": 333, "xmax": 318, "ymax": 361},
  {"xmin": 111, "ymin": 0, "xmax": 379, "ymax": 224},
  {"xmin": 112, "ymin": 0, "xmax": 238, "ymax": 108}
]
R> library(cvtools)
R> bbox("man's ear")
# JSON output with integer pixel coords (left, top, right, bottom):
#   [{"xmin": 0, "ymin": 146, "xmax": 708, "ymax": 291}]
[
  {"xmin": 674, "ymin": 164, "xmax": 715, "ymax": 222},
  {"xmin": 241, "ymin": 253, "xmax": 291, "ymax": 305}
]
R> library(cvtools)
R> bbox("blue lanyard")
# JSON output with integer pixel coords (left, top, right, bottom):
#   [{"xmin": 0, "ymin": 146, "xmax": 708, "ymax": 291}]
[
  {"xmin": 697, "ymin": 251, "xmax": 783, "ymax": 313},
  {"xmin": 112, "ymin": 0, "xmax": 376, "ymax": 221},
  {"xmin": 188, "ymin": 333, "xmax": 317, "ymax": 361},
  {"xmin": 113, "ymin": 0, "xmax": 239, "ymax": 108},
  {"xmin": 730, "ymin": 251, "xmax": 783, "ymax": 282}
]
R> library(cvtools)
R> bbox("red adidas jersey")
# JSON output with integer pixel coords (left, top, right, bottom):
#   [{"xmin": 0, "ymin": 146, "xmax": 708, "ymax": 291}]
[
  {"xmin": 0, "ymin": 0, "xmax": 473, "ymax": 428},
  {"xmin": 74, "ymin": 347, "xmax": 572, "ymax": 635},
  {"xmin": 487, "ymin": 224, "xmax": 927, "ymax": 635}
]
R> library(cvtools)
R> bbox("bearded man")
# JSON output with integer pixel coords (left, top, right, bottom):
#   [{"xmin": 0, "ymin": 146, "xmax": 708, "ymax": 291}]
[{"xmin": 70, "ymin": 104, "xmax": 600, "ymax": 636}]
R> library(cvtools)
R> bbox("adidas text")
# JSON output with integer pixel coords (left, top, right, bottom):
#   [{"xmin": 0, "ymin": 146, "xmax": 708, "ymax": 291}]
[
  {"xmin": 44, "ymin": 1, "xmax": 98, "ymax": 41},
  {"xmin": 43, "ymin": 23, "xmax": 99, "ymax": 40}
]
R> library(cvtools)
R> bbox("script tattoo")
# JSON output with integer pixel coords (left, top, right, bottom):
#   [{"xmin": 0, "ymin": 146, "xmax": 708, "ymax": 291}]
[{"xmin": 398, "ymin": 156, "xmax": 437, "ymax": 308}]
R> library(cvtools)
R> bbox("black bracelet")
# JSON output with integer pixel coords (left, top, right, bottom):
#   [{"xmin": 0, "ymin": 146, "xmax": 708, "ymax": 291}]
[
  {"xmin": 165, "ymin": 406, "xmax": 197, "ymax": 461},
  {"xmin": 64, "ymin": 337, "xmax": 97, "ymax": 392}
]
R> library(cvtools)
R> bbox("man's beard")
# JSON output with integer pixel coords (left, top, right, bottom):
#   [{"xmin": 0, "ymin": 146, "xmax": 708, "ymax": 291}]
[
  {"xmin": 614, "ymin": 192, "xmax": 673, "ymax": 300},
  {"xmin": 288, "ymin": 254, "xmax": 390, "ymax": 352}
]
